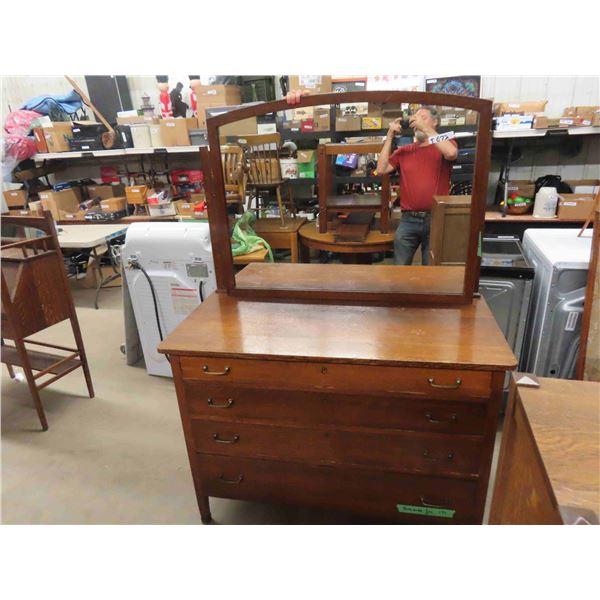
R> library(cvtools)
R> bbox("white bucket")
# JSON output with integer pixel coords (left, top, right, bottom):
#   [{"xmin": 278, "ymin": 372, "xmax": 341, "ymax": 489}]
[
  {"xmin": 130, "ymin": 124, "xmax": 151, "ymax": 148},
  {"xmin": 533, "ymin": 187, "xmax": 559, "ymax": 219}
]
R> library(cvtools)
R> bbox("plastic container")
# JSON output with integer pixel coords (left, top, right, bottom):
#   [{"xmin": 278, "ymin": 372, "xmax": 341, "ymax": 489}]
[
  {"xmin": 279, "ymin": 158, "xmax": 298, "ymax": 179},
  {"xmin": 149, "ymin": 124, "xmax": 163, "ymax": 147},
  {"xmin": 130, "ymin": 124, "xmax": 151, "ymax": 149},
  {"xmin": 532, "ymin": 187, "xmax": 559, "ymax": 218}
]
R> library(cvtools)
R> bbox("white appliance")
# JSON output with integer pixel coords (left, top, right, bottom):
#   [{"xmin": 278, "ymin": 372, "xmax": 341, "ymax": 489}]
[
  {"xmin": 521, "ymin": 228, "xmax": 592, "ymax": 379},
  {"xmin": 122, "ymin": 222, "xmax": 216, "ymax": 377}
]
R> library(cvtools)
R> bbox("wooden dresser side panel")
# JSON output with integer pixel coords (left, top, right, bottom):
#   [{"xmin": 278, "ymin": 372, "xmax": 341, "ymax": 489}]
[{"xmin": 489, "ymin": 387, "xmax": 562, "ymax": 524}]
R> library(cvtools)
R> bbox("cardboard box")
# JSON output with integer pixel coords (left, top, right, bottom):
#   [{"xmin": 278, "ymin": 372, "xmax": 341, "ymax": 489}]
[
  {"xmin": 332, "ymin": 79, "xmax": 367, "ymax": 93},
  {"xmin": 297, "ymin": 150, "xmax": 316, "ymax": 178},
  {"xmin": 125, "ymin": 185, "xmax": 149, "ymax": 205},
  {"xmin": 28, "ymin": 200, "xmax": 44, "ymax": 216},
  {"xmin": 340, "ymin": 102, "xmax": 369, "ymax": 116},
  {"xmin": 202, "ymin": 106, "xmax": 258, "ymax": 137},
  {"xmin": 281, "ymin": 119, "xmax": 302, "ymax": 131},
  {"xmin": 382, "ymin": 109, "xmax": 404, "ymax": 129},
  {"xmin": 564, "ymin": 106, "xmax": 600, "ymax": 125},
  {"xmin": 159, "ymin": 118, "xmax": 197, "ymax": 146},
  {"xmin": 8, "ymin": 208, "xmax": 32, "ymax": 216},
  {"xmin": 33, "ymin": 128, "xmax": 49, "ymax": 153},
  {"xmin": 173, "ymin": 200, "xmax": 196, "ymax": 216},
  {"xmin": 362, "ymin": 117, "xmax": 382, "ymax": 130},
  {"xmin": 533, "ymin": 115, "xmax": 548, "ymax": 129},
  {"xmin": 100, "ymin": 197, "xmax": 127, "ymax": 212},
  {"xmin": 493, "ymin": 101, "xmax": 547, "ymax": 116},
  {"xmin": 87, "ymin": 184, "xmax": 125, "ymax": 200},
  {"xmin": 288, "ymin": 75, "xmax": 332, "ymax": 94},
  {"xmin": 257, "ymin": 123, "xmax": 277, "ymax": 134},
  {"xmin": 193, "ymin": 84, "xmax": 241, "ymax": 106},
  {"xmin": 494, "ymin": 115, "xmax": 534, "ymax": 131},
  {"xmin": 59, "ymin": 209, "xmax": 87, "ymax": 221},
  {"xmin": 313, "ymin": 106, "xmax": 331, "ymax": 131},
  {"xmin": 39, "ymin": 188, "xmax": 81, "ymax": 220},
  {"xmin": 189, "ymin": 192, "xmax": 206, "ymax": 205},
  {"xmin": 292, "ymin": 106, "xmax": 314, "ymax": 121},
  {"xmin": 465, "ymin": 110, "xmax": 478, "ymax": 125},
  {"xmin": 43, "ymin": 122, "xmax": 73, "ymax": 152},
  {"xmin": 147, "ymin": 203, "xmax": 176, "ymax": 217},
  {"xmin": 3, "ymin": 189, "xmax": 28, "ymax": 207},
  {"xmin": 557, "ymin": 194, "xmax": 595, "ymax": 219},
  {"xmin": 300, "ymin": 119, "xmax": 315, "ymax": 132},
  {"xmin": 336, "ymin": 115, "xmax": 361, "ymax": 132},
  {"xmin": 558, "ymin": 117, "xmax": 584, "ymax": 128},
  {"xmin": 116, "ymin": 115, "xmax": 159, "ymax": 126}
]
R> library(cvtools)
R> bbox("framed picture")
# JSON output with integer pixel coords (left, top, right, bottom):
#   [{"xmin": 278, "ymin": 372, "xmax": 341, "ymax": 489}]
[{"xmin": 426, "ymin": 75, "xmax": 481, "ymax": 98}]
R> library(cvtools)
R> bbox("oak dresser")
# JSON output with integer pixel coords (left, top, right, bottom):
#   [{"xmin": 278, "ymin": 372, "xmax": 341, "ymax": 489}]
[{"xmin": 158, "ymin": 287, "xmax": 516, "ymax": 524}]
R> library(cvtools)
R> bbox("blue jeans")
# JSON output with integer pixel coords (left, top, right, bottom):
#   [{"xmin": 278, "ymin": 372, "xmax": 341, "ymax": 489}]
[{"xmin": 394, "ymin": 211, "xmax": 431, "ymax": 265}]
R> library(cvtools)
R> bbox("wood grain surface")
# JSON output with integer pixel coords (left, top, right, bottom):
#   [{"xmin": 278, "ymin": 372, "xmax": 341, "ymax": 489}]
[{"xmin": 158, "ymin": 292, "xmax": 517, "ymax": 370}]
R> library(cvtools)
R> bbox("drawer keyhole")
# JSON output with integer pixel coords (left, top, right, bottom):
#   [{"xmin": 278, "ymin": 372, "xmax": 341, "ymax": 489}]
[{"xmin": 321, "ymin": 367, "xmax": 328, "ymax": 374}]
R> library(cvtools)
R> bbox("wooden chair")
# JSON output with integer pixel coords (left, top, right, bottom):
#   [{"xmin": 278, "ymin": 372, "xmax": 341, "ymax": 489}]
[
  {"xmin": 1, "ymin": 211, "xmax": 94, "ymax": 431},
  {"xmin": 236, "ymin": 133, "xmax": 296, "ymax": 227},
  {"xmin": 220, "ymin": 145, "xmax": 246, "ymax": 212}
]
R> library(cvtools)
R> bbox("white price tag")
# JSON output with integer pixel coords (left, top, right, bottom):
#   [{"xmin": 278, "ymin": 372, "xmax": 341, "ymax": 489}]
[{"xmin": 428, "ymin": 131, "xmax": 455, "ymax": 144}]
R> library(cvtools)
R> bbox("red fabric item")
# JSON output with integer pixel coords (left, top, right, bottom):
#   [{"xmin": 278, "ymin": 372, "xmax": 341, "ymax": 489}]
[
  {"xmin": 4, "ymin": 134, "xmax": 37, "ymax": 161},
  {"xmin": 388, "ymin": 140, "xmax": 457, "ymax": 211},
  {"xmin": 190, "ymin": 87, "xmax": 197, "ymax": 113},
  {"xmin": 4, "ymin": 109, "xmax": 42, "ymax": 135}
]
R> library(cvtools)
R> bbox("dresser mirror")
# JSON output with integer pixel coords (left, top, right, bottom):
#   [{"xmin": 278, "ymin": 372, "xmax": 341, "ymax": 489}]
[{"xmin": 202, "ymin": 91, "xmax": 492, "ymax": 305}]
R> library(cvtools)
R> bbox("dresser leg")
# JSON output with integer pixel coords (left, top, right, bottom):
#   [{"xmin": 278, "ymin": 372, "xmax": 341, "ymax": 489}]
[{"xmin": 199, "ymin": 497, "xmax": 212, "ymax": 524}]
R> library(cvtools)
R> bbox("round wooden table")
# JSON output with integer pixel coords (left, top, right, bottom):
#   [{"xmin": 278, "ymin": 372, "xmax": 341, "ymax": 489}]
[{"xmin": 299, "ymin": 221, "xmax": 394, "ymax": 263}]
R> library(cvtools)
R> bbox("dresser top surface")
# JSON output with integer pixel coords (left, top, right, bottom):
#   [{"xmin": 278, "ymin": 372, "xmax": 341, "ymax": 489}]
[
  {"xmin": 516, "ymin": 376, "xmax": 600, "ymax": 518},
  {"xmin": 158, "ymin": 293, "xmax": 516, "ymax": 370}
]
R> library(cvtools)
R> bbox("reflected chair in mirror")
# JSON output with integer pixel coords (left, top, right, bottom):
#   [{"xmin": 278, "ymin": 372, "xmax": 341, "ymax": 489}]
[
  {"xmin": 1, "ymin": 211, "xmax": 94, "ymax": 431},
  {"xmin": 318, "ymin": 142, "xmax": 391, "ymax": 234},
  {"xmin": 238, "ymin": 133, "xmax": 296, "ymax": 227},
  {"xmin": 220, "ymin": 145, "xmax": 246, "ymax": 213}
]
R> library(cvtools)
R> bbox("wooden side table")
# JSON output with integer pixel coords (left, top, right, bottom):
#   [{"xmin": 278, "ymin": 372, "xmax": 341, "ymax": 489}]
[
  {"xmin": 299, "ymin": 221, "xmax": 394, "ymax": 264},
  {"xmin": 253, "ymin": 217, "xmax": 306, "ymax": 263}
]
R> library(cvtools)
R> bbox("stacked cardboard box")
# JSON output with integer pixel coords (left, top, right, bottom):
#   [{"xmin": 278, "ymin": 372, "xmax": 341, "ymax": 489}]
[
  {"xmin": 192, "ymin": 84, "xmax": 242, "ymax": 128},
  {"xmin": 288, "ymin": 76, "xmax": 332, "ymax": 95},
  {"xmin": 39, "ymin": 188, "xmax": 82, "ymax": 220},
  {"xmin": 563, "ymin": 106, "xmax": 600, "ymax": 127},
  {"xmin": 42, "ymin": 122, "xmax": 74, "ymax": 153},
  {"xmin": 297, "ymin": 150, "xmax": 316, "ymax": 178},
  {"xmin": 159, "ymin": 117, "xmax": 198, "ymax": 146},
  {"xmin": 3, "ymin": 189, "xmax": 28, "ymax": 207},
  {"xmin": 86, "ymin": 184, "xmax": 125, "ymax": 200}
]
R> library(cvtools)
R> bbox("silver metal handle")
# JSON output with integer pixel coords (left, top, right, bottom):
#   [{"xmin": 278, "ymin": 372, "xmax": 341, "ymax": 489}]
[
  {"xmin": 420, "ymin": 496, "xmax": 450, "ymax": 508},
  {"xmin": 202, "ymin": 365, "xmax": 231, "ymax": 376},
  {"xmin": 427, "ymin": 377, "xmax": 462, "ymax": 389},
  {"xmin": 212, "ymin": 433, "xmax": 240, "ymax": 444},
  {"xmin": 218, "ymin": 474, "xmax": 244, "ymax": 484},
  {"xmin": 207, "ymin": 398, "xmax": 234, "ymax": 409},
  {"xmin": 422, "ymin": 451, "xmax": 454, "ymax": 462}
]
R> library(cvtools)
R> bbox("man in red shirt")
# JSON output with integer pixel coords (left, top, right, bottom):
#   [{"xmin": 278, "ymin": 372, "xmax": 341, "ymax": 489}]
[{"xmin": 377, "ymin": 107, "xmax": 458, "ymax": 265}]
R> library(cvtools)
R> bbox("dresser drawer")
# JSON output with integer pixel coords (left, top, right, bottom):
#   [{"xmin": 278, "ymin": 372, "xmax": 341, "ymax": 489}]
[
  {"xmin": 197, "ymin": 454, "xmax": 481, "ymax": 524},
  {"xmin": 184, "ymin": 382, "xmax": 488, "ymax": 434},
  {"xmin": 192, "ymin": 419, "xmax": 483, "ymax": 477},
  {"xmin": 180, "ymin": 356, "xmax": 492, "ymax": 400}
]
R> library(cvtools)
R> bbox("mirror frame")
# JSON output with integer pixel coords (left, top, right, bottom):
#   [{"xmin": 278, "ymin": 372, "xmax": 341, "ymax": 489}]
[{"xmin": 202, "ymin": 90, "xmax": 492, "ymax": 306}]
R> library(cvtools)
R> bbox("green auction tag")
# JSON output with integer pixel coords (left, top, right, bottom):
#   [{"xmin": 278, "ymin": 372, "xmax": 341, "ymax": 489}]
[
  {"xmin": 477, "ymin": 231, "xmax": 482, "ymax": 257},
  {"xmin": 396, "ymin": 504, "xmax": 456, "ymax": 519}
]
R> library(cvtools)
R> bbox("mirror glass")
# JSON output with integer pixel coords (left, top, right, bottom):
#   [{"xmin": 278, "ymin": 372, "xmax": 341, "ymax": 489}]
[{"xmin": 212, "ymin": 98, "xmax": 479, "ymax": 297}]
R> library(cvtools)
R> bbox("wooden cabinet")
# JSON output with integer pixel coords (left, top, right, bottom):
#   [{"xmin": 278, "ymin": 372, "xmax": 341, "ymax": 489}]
[
  {"xmin": 160, "ymin": 289, "xmax": 516, "ymax": 524},
  {"xmin": 489, "ymin": 375, "xmax": 600, "ymax": 524},
  {"xmin": 429, "ymin": 195, "xmax": 472, "ymax": 266}
]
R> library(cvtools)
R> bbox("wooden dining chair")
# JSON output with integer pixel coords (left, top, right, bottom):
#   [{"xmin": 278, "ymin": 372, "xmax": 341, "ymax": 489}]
[
  {"xmin": 220, "ymin": 144, "xmax": 246, "ymax": 212},
  {"xmin": 235, "ymin": 133, "xmax": 296, "ymax": 227},
  {"xmin": 1, "ymin": 211, "xmax": 94, "ymax": 431}
]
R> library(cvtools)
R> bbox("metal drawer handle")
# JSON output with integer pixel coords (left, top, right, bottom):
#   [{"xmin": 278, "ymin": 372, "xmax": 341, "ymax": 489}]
[
  {"xmin": 218, "ymin": 474, "xmax": 244, "ymax": 484},
  {"xmin": 202, "ymin": 365, "xmax": 231, "ymax": 376},
  {"xmin": 207, "ymin": 398, "xmax": 234, "ymax": 409},
  {"xmin": 423, "ymin": 451, "xmax": 454, "ymax": 462},
  {"xmin": 420, "ymin": 496, "xmax": 450, "ymax": 509},
  {"xmin": 425, "ymin": 412, "xmax": 457, "ymax": 424},
  {"xmin": 212, "ymin": 433, "xmax": 240, "ymax": 444},
  {"xmin": 427, "ymin": 377, "xmax": 462, "ymax": 389}
]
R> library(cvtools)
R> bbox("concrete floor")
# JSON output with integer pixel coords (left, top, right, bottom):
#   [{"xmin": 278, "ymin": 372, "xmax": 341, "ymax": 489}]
[{"xmin": 1, "ymin": 282, "xmax": 502, "ymax": 524}]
